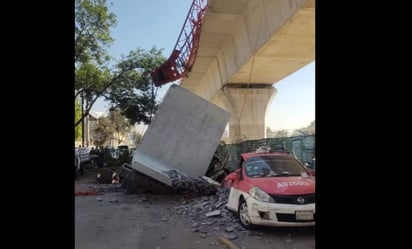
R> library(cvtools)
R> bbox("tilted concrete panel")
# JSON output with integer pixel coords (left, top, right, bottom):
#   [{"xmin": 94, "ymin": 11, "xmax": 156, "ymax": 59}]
[{"xmin": 131, "ymin": 84, "xmax": 231, "ymax": 186}]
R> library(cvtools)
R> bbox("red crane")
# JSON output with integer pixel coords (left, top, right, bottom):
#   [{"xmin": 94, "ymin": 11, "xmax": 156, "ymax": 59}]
[{"xmin": 151, "ymin": 0, "xmax": 208, "ymax": 87}]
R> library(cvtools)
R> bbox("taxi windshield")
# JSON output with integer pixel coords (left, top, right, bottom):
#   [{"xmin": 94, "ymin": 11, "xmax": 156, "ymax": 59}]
[{"xmin": 244, "ymin": 156, "xmax": 307, "ymax": 177}]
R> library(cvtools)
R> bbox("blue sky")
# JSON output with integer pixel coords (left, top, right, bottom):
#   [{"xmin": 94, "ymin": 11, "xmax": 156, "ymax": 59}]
[{"xmin": 91, "ymin": 0, "xmax": 315, "ymax": 131}]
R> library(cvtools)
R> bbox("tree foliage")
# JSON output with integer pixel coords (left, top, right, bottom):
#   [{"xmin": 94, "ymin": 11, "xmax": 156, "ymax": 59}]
[
  {"xmin": 75, "ymin": 0, "xmax": 116, "ymax": 65},
  {"xmin": 108, "ymin": 108, "xmax": 131, "ymax": 144},
  {"xmin": 75, "ymin": 0, "xmax": 166, "ymax": 129},
  {"xmin": 92, "ymin": 116, "xmax": 115, "ymax": 148},
  {"xmin": 75, "ymin": 100, "xmax": 82, "ymax": 140},
  {"xmin": 75, "ymin": 0, "xmax": 116, "ymax": 128},
  {"xmin": 106, "ymin": 48, "xmax": 165, "ymax": 125}
]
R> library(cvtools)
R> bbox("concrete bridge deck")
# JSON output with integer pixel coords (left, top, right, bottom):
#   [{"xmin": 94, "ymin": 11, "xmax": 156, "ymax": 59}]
[{"xmin": 180, "ymin": 0, "xmax": 315, "ymax": 142}]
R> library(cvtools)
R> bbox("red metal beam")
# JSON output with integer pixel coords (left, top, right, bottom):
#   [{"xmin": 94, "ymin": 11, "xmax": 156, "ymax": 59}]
[{"xmin": 151, "ymin": 0, "xmax": 208, "ymax": 87}]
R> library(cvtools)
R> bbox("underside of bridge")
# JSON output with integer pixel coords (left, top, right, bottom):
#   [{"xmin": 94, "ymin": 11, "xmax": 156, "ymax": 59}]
[{"xmin": 180, "ymin": 0, "xmax": 315, "ymax": 143}]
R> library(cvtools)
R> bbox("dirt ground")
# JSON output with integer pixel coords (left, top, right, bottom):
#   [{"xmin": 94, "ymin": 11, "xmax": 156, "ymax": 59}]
[{"xmin": 75, "ymin": 173, "xmax": 315, "ymax": 249}]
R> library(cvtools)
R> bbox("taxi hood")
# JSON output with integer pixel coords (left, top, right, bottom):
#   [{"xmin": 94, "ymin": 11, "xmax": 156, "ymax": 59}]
[{"xmin": 249, "ymin": 176, "xmax": 315, "ymax": 195}]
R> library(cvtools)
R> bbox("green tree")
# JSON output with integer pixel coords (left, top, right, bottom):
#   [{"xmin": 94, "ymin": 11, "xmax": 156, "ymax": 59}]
[
  {"xmin": 75, "ymin": 0, "xmax": 116, "ymax": 65},
  {"xmin": 92, "ymin": 116, "xmax": 115, "ymax": 148},
  {"xmin": 75, "ymin": 0, "xmax": 165, "ymax": 128},
  {"xmin": 75, "ymin": 61, "xmax": 111, "ymax": 127},
  {"xmin": 75, "ymin": 0, "xmax": 116, "ymax": 128},
  {"xmin": 106, "ymin": 48, "xmax": 165, "ymax": 125},
  {"xmin": 75, "ymin": 100, "xmax": 82, "ymax": 141},
  {"xmin": 108, "ymin": 108, "xmax": 130, "ymax": 144}
]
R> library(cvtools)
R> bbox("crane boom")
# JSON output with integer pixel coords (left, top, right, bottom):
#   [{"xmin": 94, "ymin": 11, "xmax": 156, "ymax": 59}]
[{"xmin": 151, "ymin": 0, "xmax": 208, "ymax": 87}]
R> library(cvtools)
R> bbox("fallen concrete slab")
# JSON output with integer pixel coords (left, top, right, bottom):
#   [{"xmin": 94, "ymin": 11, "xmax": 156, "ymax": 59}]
[{"xmin": 131, "ymin": 84, "xmax": 231, "ymax": 187}]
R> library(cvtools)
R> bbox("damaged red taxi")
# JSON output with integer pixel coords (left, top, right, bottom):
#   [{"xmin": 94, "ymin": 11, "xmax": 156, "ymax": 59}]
[{"xmin": 224, "ymin": 146, "xmax": 315, "ymax": 228}]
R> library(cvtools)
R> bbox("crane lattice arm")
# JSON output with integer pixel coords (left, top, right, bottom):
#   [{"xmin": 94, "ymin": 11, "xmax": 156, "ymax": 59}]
[{"xmin": 151, "ymin": 0, "xmax": 208, "ymax": 87}]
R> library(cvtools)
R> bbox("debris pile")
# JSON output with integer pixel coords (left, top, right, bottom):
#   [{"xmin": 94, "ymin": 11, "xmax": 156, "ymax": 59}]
[
  {"xmin": 118, "ymin": 163, "xmax": 219, "ymax": 195},
  {"xmin": 174, "ymin": 187, "xmax": 265, "ymax": 239},
  {"xmin": 166, "ymin": 170, "xmax": 217, "ymax": 195},
  {"xmin": 119, "ymin": 164, "xmax": 181, "ymax": 194},
  {"xmin": 95, "ymin": 184, "xmax": 124, "ymax": 194}
]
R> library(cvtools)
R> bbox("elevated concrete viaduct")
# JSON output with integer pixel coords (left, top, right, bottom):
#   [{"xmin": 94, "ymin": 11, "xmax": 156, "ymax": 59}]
[{"xmin": 179, "ymin": 0, "xmax": 315, "ymax": 143}]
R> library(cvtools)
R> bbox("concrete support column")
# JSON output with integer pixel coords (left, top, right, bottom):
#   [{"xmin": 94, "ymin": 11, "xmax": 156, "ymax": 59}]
[{"xmin": 224, "ymin": 86, "xmax": 276, "ymax": 143}]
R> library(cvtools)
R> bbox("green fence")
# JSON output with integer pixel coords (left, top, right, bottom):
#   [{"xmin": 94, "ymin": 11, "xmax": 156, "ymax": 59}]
[{"xmin": 216, "ymin": 135, "xmax": 315, "ymax": 171}]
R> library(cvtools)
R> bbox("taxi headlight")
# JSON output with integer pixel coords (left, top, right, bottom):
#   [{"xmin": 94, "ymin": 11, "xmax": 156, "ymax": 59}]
[{"xmin": 249, "ymin": 187, "xmax": 275, "ymax": 203}]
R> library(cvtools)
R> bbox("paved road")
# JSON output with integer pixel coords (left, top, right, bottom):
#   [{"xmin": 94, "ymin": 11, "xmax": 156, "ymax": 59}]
[{"xmin": 75, "ymin": 177, "xmax": 315, "ymax": 249}]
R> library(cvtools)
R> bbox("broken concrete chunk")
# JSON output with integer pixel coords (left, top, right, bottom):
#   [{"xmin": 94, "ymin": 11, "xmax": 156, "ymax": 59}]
[
  {"xmin": 205, "ymin": 210, "xmax": 221, "ymax": 217},
  {"xmin": 129, "ymin": 85, "xmax": 230, "ymax": 188},
  {"xmin": 215, "ymin": 202, "xmax": 224, "ymax": 208}
]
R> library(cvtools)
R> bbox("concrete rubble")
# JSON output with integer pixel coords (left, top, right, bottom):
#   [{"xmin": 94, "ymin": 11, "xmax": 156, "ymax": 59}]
[
  {"xmin": 173, "ymin": 187, "xmax": 265, "ymax": 239},
  {"xmin": 165, "ymin": 169, "xmax": 217, "ymax": 195},
  {"xmin": 83, "ymin": 177, "xmax": 266, "ymax": 246},
  {"xmin": 94, "ymin": 179, "xmax": 265, "ymax": 239}
]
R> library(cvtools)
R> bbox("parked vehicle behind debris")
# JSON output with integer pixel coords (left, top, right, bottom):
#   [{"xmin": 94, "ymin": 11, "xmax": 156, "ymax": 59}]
[
  {"xmin": 75, "ymin": 147, "xmax": 91, "ymax": 175},
  {"xmin": 225, "ymin": 146, "xmax": 315, "ymax": 228}
]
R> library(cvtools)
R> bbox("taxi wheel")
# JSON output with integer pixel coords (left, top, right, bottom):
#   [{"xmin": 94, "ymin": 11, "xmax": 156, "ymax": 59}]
[{"xmin": 238, "ymin": 198, "xmax": 255, "ymax": 229}]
